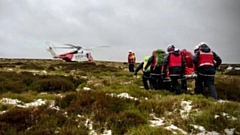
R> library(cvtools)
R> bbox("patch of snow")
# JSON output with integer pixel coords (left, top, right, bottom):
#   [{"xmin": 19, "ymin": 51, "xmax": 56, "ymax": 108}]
[
  {"xmin": 102, "ymin": 130, "xmax": 112, "ymax": 135},
  {"xmin": 180, "ymin": 100, "xmax": 192, "ymax": 119},
  {"xmin": 42, "ymin": 70, "xmax": 47, "ymax": 74},
  {"xmin": 0, "ymin": 98, "xmax": 22, "ymax": 105},
  {"xmin": 224, "ymin": 128, "xmax": 235, "ymax": 135},
  {"xmin": 89, "ymin": 130, "xmax": 97, "ymax": 135},
  {"xmin": 23, "ymin": 99, "xmax": 46, "ymax": 108},
  {"xmin": 214, "ymin": 115, "xmax": 220, "ymax": 119},
  {"xmin": 196, "ymin": 131, "xmax": 219, "ymax": 135},
  {"xmin": 83, "ymin": 87, "xmax": 91, "ymax": 91},
  {"xmin": 190, "ymin": 124, "xmax": 206, "ymax": 132},
  {"xmin": 217, "ymin": 100, "xmax": 229, "ymax": 103},
  {"xmin": 117, "ymin": 93, "xmax": 138, "ymax": 100},
  {"xmin": 234, "ymin": 67, "xmax": 240, "ymax": 70},
  {"xmin": 150, "ymin": 118, "xmax": 165, "ymax": 127},
  {"xmin": 149, "ymin": 113, "xmax": 165, "ymax": 127},
  {"xmin": 165, "ymin": 124, "xmax": 188, "ymax": 135},
  {"xmin": 85, "ymin": 119, "xmax": 99, "ymax": 135},
  {"xmin": 0, "ymin": 98, "xmax": 49, "ymax": 108},
  {"xmin": 226, "ymin": 66, "xmax": 233, "ymax": 70},
  {"xmin": 85, "ymin": 119, "xmax": 93, "ymax": 130},
  {"xmin": 0, "ymin": 110, "xmax": 7, "ymax": 115},
  {"xmin": 222, "ymin": 112, "xmax": 228, "ymax": 117},
  {"xmin": 106, "ymin": 93, "xmax": 138, "ymax": 100},
  {"xmin": 215, "ymin": 112, "xmax": 237, "ymax": 121},
  {"xmin": 80, "ymin": 76, "xmax": 88, "ymax": 79}
]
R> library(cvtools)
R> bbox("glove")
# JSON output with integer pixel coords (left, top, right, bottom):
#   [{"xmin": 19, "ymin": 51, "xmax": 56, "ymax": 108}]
[{"xmin": 134, "ymin": 72, "xmax": 137, "ymax": 76}]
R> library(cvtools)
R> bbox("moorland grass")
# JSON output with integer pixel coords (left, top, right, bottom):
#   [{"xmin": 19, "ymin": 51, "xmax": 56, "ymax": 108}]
[{"xmin": 0, "ymin": 60, "xmax": 240, "ymax": 135}]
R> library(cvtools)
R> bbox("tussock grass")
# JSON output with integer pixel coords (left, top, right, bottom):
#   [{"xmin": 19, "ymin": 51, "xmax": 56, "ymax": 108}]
[{"xmin": 0, "ymin": 59, "xmax": 240, "ymax": 135}]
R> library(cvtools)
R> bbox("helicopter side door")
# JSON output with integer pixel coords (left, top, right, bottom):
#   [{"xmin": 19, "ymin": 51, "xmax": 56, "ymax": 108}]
[{"xmin": 72, "ymin": 52, "xmax": 87, "ymax": 61}]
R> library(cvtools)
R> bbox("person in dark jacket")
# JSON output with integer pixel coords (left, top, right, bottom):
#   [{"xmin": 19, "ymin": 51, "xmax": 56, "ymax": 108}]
[
  {"xmin": 143, "ymin": 50, "xmax": 160, "ymax": 90},
  {"xmin": 162, "ymin": 47, "xmax": 186, "ymax": 94},
  {"xmin": 134, "ymin": 56, "xmax": 151, "ymax": 90},
  {"xmin": 193, "ymin": 42, "xmax": 222, "ymax": 99}
]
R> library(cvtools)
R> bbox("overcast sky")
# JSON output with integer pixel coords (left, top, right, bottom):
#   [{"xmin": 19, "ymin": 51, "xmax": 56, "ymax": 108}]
[{"xmin": 0, "ymin": 0, "xmax": 240, "ymax": 63}]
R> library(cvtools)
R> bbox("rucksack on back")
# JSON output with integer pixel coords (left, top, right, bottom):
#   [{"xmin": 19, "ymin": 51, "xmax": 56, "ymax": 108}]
[{"xmin": 180, "ymin": 49, "xmax": 194, "ymax": 68}]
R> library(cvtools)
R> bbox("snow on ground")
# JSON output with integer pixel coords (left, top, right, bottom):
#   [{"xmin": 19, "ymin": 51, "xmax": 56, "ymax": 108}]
[
  {"xmin": 165, "ymin": 124, "xmax": 188, "ymax": 135},
  {"xmin": 106, "ymin": 93, "xmax": 138, "ymax": 101},
  {"xmin": 0, "ymin": 97, "xmax": 60, "ymax": 111},
  {"xmin": 0, "ymin": 98, "xmax": 46, "ymax": 108},
  {"xmin": 180, "ymin": 100, "xmax": 192, "ymax": 119},
  {"xmin": 83, "ymin": 87, "xmax": 91, "ymax": 91},
  {"xmin": 0, "ymin": 95, "xmax": 237, "ymax": 135},
  {"xmin": 149, "ymin": 113, "xmax": 165, "ymax": 127}
]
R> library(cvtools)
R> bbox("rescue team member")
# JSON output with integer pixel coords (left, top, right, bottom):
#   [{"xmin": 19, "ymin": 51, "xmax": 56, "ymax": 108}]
[
  {"xmin": 143, "ymin": 50, "xmax": 159, "ymax": 90},
  {"xmin": 128, "ymin": 50, "xmax": 135, "ymax": 72},
  {"xmin": 162, "ymin": 45, "xmax": 186, "ymax": 95},
  {"xmin": 179, "ymin": 49, "xmax": 194, "ymax": 90},
  {"xmin": 134, "ymin": 56, "xmax": 152, "ymax": 90},
  {"xmin": 193, "ymin": 42, "xmax": 222, "ymax": 99},
  {"xmin": 162, "ymin": 44, "xmax": 187, "ymax": 91}
]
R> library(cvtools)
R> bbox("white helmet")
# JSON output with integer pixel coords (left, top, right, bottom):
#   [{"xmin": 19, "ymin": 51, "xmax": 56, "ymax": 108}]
[
  {"xmin": 198, "ymin": 42, "xmax": 207, "ymax": 46},
  {"xmin": 129, "ymin": 50, "xmax": 132, "ymax": 52},
  {"xmin": 174, "ymin": 48, "xmax": 179, "ymax": 52},
  {"xmin": 194, "ymin": 45, "xmax": 199, "ymax": 50}
]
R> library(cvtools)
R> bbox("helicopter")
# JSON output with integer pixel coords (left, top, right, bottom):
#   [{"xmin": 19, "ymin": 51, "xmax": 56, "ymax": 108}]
[{"xmin": 46, "ymin": 42, "xmax": 109, "ymax": 62}]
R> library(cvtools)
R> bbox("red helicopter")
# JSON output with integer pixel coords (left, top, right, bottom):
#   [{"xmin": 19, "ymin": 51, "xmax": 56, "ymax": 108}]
[{"xmin": 46, "ymin": 42, "xmax": 109, "ymax": 62}]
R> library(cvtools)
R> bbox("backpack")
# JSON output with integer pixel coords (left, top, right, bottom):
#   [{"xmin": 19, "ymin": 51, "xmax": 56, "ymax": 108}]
[
  {"xmin": 180, "ymin": 49, "xmax": 194, "ymax": 68},
  {"xmin": 155, "ymin": 49, "xmax": 167, "ymax": 66}
]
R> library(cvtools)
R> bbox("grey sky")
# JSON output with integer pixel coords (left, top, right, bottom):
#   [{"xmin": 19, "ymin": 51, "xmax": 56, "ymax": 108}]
[{"xmin": 0, "ymin": 0, "xmax": 240, "ymax": 63}]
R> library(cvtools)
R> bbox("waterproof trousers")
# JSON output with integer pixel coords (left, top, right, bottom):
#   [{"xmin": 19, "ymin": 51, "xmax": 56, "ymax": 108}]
[{"xmin": 194, "ymin": 74, "xmax": 218, "ymax": 99}]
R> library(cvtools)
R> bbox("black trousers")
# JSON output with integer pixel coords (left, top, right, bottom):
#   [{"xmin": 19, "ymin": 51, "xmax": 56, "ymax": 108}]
[
  {"xmin": 194, "ymin": 74, "xmax": 218, "ymax": 99},
  {"xmin": 170, "ymin": 76, "xmax": 182, "ymax": 94},
  {"xmin": 150, "ymin": 74, "xmax": 164, "ymax": 90},
  {"xmin": 142, "ymin": 72, "xmax": 151, "ymax": 90},
  {"xmin": 129, "ymin": 63, "xmax": 134, "ymax": 72}
]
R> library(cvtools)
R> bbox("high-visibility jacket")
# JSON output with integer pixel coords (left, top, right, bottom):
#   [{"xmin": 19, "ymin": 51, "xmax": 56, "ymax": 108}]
[
  {"xmin": 198, "ymin": 51, "xmax": 214, "ymax": 67},
  {"xmin": 143, "ymin": 56, "xmax": 151, "ymax": 72},
  {"xmin": 168, "ymin": 54, "xmax": 182, "ymax": 67}
]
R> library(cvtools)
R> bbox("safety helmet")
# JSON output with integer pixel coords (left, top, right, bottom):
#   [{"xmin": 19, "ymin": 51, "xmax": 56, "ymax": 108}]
[
  {"xmin": 167, "ymin": 44, "xmax": 175, "ymax": 53},
  {"xmin": 194, "ymin": 45, "xmax": 200, "ymax": 51},
  {"xmin": 174, "ymin": 48, "xmax": 179, "ymax": 52},
  {"xmin": 129, "ymin": 50, "xmax": 132, "ymax": 53},
  {"xmin": 194, "ymin": 45, "xmax": 199, "ymax": 50},
  {"xmin": 198, "ymin": 42, "xmax": 208, "ymax": 47},
  {"xmin": 198, "ymin": 42, "xmax": 208, "ymax": 50}
]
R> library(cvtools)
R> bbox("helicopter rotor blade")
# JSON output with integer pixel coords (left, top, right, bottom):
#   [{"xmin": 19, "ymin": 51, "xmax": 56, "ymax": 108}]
[
  {"xmin": 53, "ymin": 47, "xmax": 74, "ymax": 49},
  {"xmin": 64, "ymin": 44, "xmax": 82, "ymax": 50},
  {"xmin": 83, "ymin": 45, "xmax": 110, "ymax": 50}
]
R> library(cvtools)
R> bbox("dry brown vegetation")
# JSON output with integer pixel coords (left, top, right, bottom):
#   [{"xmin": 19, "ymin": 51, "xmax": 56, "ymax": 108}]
[{"xmin": 0, "ymin": 58, "xmax": 239, "ymax": 135}]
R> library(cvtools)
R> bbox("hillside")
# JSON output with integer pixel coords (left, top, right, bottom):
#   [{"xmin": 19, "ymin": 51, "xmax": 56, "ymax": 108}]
[{"xmin": 0, "ymin": 58, "xmax": 239, "ymax": 135}]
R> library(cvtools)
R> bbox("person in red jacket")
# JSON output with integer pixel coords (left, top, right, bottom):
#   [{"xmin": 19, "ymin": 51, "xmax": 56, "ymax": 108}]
[
  {"xmin": 128, "ymin": 50, "xmax": 135, "ymax": 72},
  {"xmin": 193, "ymin": 42, "xmax": 222, "ymax": 99},
  {"xmin": 162, "ymin": 46, "xmax": 186, "ymax": 95}
]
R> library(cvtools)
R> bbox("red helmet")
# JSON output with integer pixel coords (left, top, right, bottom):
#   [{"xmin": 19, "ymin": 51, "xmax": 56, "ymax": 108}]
[{"xmin": 167, "ymin": 44, "xmax": 175, "ymax": 53}]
